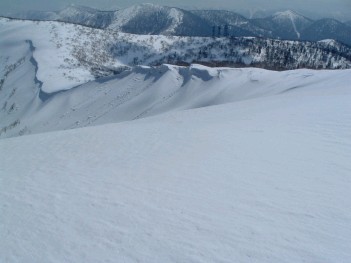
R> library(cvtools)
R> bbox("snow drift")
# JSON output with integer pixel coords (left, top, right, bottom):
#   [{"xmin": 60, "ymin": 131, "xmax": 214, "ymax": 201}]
[{"xmin": 1, "ymin": 56, "xmax": 351, "ymax": 139}]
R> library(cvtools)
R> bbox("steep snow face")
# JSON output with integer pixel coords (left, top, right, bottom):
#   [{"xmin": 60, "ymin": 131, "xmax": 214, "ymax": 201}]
[
  {"xmin": 0, "ymin": 18, "xmax": 95, "ymax": 93},
  {"xmin": 0, "ymin": 37, "xmax": 39, "ymax": 137},
  {"xmin": 1, "ymin": 59, "xmax": 351, "ymax": 139},
  {"xmin": 1, "ymin": 69, "xmax": 351, "ymax": 262}
]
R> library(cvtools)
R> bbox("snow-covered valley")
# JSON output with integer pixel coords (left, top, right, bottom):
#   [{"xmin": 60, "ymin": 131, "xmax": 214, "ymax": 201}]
[{"xmin": 1, "ymin": 14, "xmax": 351, "ymax": 263}]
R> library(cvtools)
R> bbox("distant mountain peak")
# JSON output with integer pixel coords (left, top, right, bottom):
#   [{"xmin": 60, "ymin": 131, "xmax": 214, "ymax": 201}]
[
  {"xmin": 137, "ymin": 3, "xmax": 164, "ymax": 8},
  {"xmin": 273, "ymin": 9, "xmax": 299, "ymax": 17},
  {"xmin": 60, "ymin": 5, "xmax": 98, "ymax": 13},
  {"xmin": 125, "ymin": 3, "xmax": 169, "ymax": 12},
  {"xmin": 318, "ymin": 39, "xmax": 338, "ymax": 45},
  {"xmin": 4, "ymin": 5, "xmax": 351, "ymax": 46},
  {"xmin": 274, "ymin": 10, "xmax": 299, "ymax": 16},
  {"xmin": 272, "ymin": 10, "xmax": 310, "ymax": 22}
]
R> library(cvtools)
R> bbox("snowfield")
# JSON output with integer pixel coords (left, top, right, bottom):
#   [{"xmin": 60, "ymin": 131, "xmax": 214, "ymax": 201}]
[{"xmin": 1, "ymin": 64, "xmax": 351, "ymax": 262}]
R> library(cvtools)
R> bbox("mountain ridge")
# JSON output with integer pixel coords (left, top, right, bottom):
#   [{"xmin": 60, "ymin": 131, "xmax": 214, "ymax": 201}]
[
  {"xmin": 6, "ymin": 4, "xmax": 351, "ymax": 45},
  {"xmin": 1, "ymin": 14, "xmax": 351, "ymax": 139},
  {"xmin": 1, "ymin": 17, "xmax": 350, "ymax": 95}
]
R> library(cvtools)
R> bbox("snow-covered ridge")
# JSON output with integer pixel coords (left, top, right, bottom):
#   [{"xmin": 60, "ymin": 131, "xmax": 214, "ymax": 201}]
[
  {"xmin": 318, "ymin": 39, "xmax": 338, "ymax": 45},
  {"xmin": 1, "ymin": 17, "xmax": 351, "ymax": 139},
  {"xmin": 108, "ymin": 4, "xmax": 196, "ymax": 36},
  {"xmin": 0, "ymin": 18, "xmax": 95, "ymax": 93},
  {"xmin": 1, "ymin": 17, "xmax": 350, "ymax": 96},
  {"xmin": 1, "ymin": 48, "xmax": 351, "ymax": 139}
]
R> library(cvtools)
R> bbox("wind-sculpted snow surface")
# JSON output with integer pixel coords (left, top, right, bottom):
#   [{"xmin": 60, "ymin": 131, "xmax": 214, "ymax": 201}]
[
  {"xmin": 1, "ymin": 58, "xmax": 351, "ymax": 139},
  {"xmin": 1, "ymin": 68, "xmax": 351, "ymax": 262}
]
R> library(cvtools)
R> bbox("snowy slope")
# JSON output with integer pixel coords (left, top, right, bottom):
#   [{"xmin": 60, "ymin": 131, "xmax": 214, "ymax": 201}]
[
  {"xmin": 1, "ymin": 57, "xmax": 351, "ymax": 139},
  {"xmin": 0, "ymin": 17, "xmax": 96, "ymax": 93},
  {"xmin": 108, "ymin": 4, "xmax": 212, "ymax": 36},
  {"xmin": 252, "ymin": 10, "xmax": 312, "ymax": 40},
  {"xmin": 1, "ymin": 70, "xmax": 351, "ymax": 262},
  {"xmin": 1, "ymin": 17, "xmax": 351, "ymax": 138}
]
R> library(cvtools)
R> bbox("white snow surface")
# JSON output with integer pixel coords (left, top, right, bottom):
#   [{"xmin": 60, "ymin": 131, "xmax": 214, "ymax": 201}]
[
  {"xmin": 0, "ymin": 18, "xmax": 96, "ymax": 93},
  {"xmin": 1, "ymin": 58, "xmax": 351, "ymax": 139},
  {"xmin": 1, "ymin": 64, "xmax": 351, "ymax": 262}
]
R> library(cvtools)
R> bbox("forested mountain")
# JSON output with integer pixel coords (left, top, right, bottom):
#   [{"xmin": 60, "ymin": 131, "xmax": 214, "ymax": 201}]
[
  {"xmin": 252, "ymin": 10, "xmax": 313, "ymax": 39},
  {"xmin": 301, "ymin": 19, "xmax": 351, "ymax": 46},
  {"xmin": 8, "ymin": 4, "xmax": 351, "ymax": 45}
]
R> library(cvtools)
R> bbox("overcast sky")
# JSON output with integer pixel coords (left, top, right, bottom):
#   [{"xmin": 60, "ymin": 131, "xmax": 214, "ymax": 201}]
[{"xmin": 1, "ymin": 0, "xmax": 351, "ymax": 20}]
